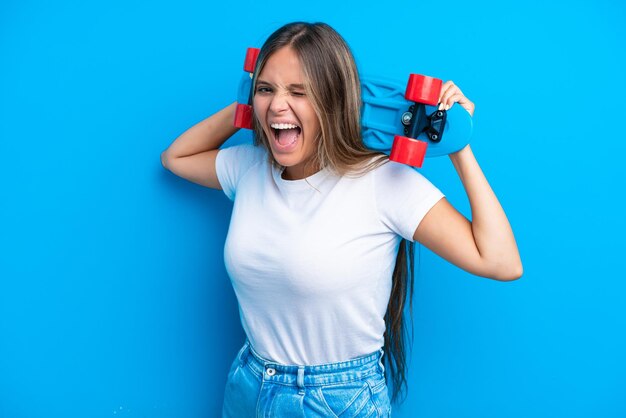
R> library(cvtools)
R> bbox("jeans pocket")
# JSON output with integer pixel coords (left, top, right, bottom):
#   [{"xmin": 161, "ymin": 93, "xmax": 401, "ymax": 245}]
[
  {"xmin": 366, "ymin": 375, "xmax": 390, "ymax": 417},
  {"xmin": 317, "ymin": 380, "xmax": 378, "ymax": 417},
  {"xmin": 226, "ymin": 358, "xmax": 241, "ymax": 380},
  {"xmin": 222, "ymin": 361, "xmax": 258, "ymax": 418},
  {"xmin": 225, "ymin": 341, "xmax": 248, "ymax": 385}
]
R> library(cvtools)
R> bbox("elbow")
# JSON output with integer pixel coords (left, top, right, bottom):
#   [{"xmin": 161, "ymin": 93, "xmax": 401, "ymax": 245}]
[
  {"xmin": 161, "ymin": 150, "xmax": 171, "ymax": 170},
  {"xmin": 480, "ymin": 258, "xmax": 523, "ymax": 282},
  {"xmin": 493, "ymin": 262, "xmax": 523, "ymax": 282}
]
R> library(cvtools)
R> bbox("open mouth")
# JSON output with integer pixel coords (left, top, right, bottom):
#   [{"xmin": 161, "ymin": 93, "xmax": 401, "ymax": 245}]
[{"xmin": 271, "ymin": 123, "xmax": 302, "ymax": 150}]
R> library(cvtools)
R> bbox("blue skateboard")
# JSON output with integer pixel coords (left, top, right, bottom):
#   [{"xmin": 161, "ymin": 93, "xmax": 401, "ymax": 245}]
[
  {"xmin": 233, "ymin": 48, "xmax": 473, "ymax": 167},
  {"xmin": 361, "ymin": 75, "xmax": 473, "ymax": 167}
]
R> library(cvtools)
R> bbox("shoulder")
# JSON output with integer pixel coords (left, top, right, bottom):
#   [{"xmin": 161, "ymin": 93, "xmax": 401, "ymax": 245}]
[
  {"xmin": 217, "ymin": 142, "xmax": 268, "ymax": 175},
  {"xmin": 369, "ymin": 161, "xmax": 444, "ymax": 241},
  {"xmin": 370, "ymin": 159, "xmax": 432, "ymax": 185},
  {"xmin": 219, "ymin": 142, "xmax": 267, "ymax": 162},
  {"xmin": 370, "ymin": 159, "xmax": 443, "ymax": 208},
  {"xmin": 339, "ymin": 156, "xmax": 433, "ymax": 189},
  {"xmin": 215, "ymin": 142, "xmax": 269, "ymax": 200}
]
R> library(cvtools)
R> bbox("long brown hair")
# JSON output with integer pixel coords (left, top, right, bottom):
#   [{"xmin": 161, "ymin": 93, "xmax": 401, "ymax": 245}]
[{"xmin": 251, "ymin": 22, "xmax": 415, "ymax": 404}]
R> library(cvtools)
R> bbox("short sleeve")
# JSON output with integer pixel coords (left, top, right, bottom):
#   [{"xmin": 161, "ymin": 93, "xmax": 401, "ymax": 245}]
[
  {"xmin": 215, "ymin": 143, "xmax": 265, "ymax": 201},
  {"xmin": 373, "ymin": 161, "xmax": 445, "ymax": 241}
]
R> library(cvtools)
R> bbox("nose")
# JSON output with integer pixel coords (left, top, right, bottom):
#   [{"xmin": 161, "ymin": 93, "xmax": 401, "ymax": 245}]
[{"xmin": 269, "ymin": 91, "xmax": 290, "ymax": 114}]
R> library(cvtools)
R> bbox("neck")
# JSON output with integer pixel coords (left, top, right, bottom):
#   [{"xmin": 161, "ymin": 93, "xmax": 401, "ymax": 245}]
[{"xmin": 282, "ymin": 160, "xmax": 321, "ymax": 180}]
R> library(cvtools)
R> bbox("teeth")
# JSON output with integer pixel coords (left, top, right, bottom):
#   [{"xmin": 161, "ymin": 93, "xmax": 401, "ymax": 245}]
[{"xmin": 270, "ymin": 123, "xmax": 299, "ymax": 129}]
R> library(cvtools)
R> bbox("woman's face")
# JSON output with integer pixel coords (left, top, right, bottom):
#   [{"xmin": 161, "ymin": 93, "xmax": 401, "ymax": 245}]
[{"xmin": 253, "ymin": 46, "xmax": 321, "ymax": 180}]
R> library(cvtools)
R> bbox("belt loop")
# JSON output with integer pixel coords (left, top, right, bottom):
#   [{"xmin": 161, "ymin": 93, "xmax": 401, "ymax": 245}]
[
  {"xmin": 297, "ymin": 366, "xmax": 305, "ymax": 394},
  {"xmin": 378, "ymin": 348, "xmax": 385, "ymax": 374}
]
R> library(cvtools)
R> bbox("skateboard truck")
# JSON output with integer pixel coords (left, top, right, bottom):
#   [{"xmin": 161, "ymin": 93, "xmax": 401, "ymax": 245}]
[
  {"xmin": 401, "ymin": 105, "xmax": 447, "ymax": 143},
  {"xmin": 390, "ymin": 74, "xmax": 445, "ymax": 167}
]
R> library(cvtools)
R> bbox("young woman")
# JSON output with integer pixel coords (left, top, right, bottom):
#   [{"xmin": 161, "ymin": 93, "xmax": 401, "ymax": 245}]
[{"xmin": 161, "ymin": 22, "xmax": 522, "ymax": 417}]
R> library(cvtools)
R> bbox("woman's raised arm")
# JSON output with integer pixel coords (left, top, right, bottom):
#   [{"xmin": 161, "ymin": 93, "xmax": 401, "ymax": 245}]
[
  {"xmin": 412, "ymin": 82, "xmax": 523, "ymax": 281},
  {"xmin": 161, "ymin": 102, "xmax": 239, "ymax": 189}
]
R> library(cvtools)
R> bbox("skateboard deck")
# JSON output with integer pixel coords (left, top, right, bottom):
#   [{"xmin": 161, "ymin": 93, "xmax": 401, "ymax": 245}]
[{"xmin": 233, "ymin": 48, "xmax": 473, "ymax": 167}]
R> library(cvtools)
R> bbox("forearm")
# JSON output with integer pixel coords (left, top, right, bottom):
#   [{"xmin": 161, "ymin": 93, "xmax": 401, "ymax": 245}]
[
  {"xmin": 162, "ymin": 102, "xmax": 239, "ymax": 161},
  {"xmin": 449, "ymin": 145, "xmax": 523, "ymax": 279}
]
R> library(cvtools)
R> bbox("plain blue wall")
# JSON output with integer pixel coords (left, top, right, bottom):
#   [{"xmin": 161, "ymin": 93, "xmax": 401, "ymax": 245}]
[{"xmin": 1, "ymin": 0, "xmax": 625, "ymax": 417}]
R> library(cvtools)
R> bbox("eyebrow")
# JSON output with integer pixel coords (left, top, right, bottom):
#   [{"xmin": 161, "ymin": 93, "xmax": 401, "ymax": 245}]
[{"xmin": 256, "ymin": 79, "xmax": 305, "ymax": 89}]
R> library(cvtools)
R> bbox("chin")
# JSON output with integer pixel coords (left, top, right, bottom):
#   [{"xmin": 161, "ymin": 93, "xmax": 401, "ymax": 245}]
[
  {"xmin": 272, "ymin": 154, "xmax": 301, "ymax": 168},
  {"xmin": 268, "ymin": 146, "xmax": 299, "ymax": 165}
]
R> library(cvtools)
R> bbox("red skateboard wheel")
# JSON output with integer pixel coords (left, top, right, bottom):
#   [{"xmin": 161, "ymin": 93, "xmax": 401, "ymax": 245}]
[
  {"xmin": 390, "ymin": 135, "xmax": 427, "ymax": 167},
  {"xmin": 405, "ymin": 74, "xmax": 442, "ymax": 106},
  {"xmin": 244, "ymin": 48, "xmax": 261, "ymax": 73},
  {"xmin": 234, "ymin": 103, "xmax": 253, "ymax": 129}
]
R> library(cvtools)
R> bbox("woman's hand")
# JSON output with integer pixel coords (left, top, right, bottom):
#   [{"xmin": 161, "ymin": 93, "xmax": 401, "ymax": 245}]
[{"xmin": 438, "ymin": 81, "xmax": 475, "ymax": 117}]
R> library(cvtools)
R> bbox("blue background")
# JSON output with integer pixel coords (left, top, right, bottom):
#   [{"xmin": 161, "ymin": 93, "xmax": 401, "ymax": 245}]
[{"xmin": 1, "ymin": 0, "xmax": 625, "ymax": 417}]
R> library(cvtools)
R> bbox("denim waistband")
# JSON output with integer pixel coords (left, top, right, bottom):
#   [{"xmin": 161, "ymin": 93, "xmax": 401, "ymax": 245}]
[{"xmin": 235, "ymin": 340, "xmax": 386, "ymax": 387}]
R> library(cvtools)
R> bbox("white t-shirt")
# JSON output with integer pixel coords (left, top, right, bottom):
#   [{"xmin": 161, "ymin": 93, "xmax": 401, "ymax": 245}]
[{"xmin": 215, "ymin": 143, "xmax": 444, "ymax": 365}]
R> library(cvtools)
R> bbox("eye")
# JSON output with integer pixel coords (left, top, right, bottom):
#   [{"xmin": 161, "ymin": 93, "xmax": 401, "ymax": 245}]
[
  {"xmin": 291, "ymin": 91, "xmax": 306, "ymax": 97},
  {"xmin": 255, "ymin": 86, "xmax": 272, "ymax": 94}
]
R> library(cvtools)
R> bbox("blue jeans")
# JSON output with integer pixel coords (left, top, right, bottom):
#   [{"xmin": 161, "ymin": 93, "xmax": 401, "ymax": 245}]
[{"xmin": 222, "ymin": 340, "xmax": 392, "ymax": 417}]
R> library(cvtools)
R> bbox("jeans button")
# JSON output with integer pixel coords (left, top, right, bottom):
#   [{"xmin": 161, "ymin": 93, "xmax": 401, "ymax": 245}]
[{"xmin": 266, "ymin": 367, "xmax": 276, "ymax": 376}]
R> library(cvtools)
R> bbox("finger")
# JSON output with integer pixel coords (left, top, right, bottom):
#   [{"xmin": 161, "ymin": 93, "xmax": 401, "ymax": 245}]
[
  {"xmin": 446, "ymin": 93, "xmax": 475, "ymax": 115},
  {"xmin": 444, "ymin": 92, "xmax": 465, "ymax": 109},
  {"xmin": 441, "ymin": 87, "xmax": 463, "ymax": 110},
  {"xmin": 438, "ymin": 82, "xmax": 453, "ymax": 107},
  {"xmin": 439, "ymin": 81, "xmax": 463, "ymax": 109},
  {"xmin": 438, "ymin": 81, "xmax": 455, "ymax": 98},
  {"xmin": 438, "ymin": 81, "xmax": 455, "ymax": 109}
]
